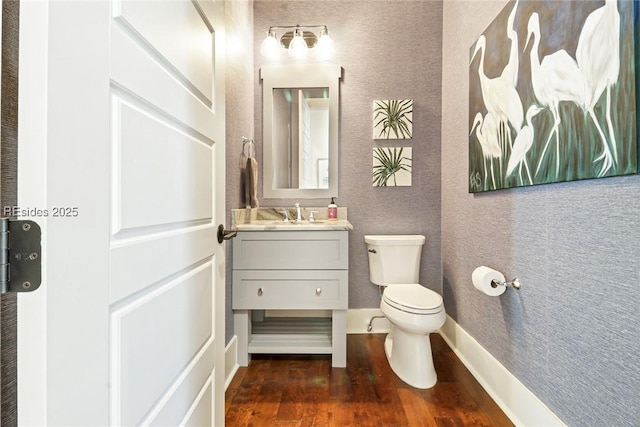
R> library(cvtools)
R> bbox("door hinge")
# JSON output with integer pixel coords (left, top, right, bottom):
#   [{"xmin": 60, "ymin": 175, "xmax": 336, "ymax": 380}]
[{"xmin": 0, "ymin": 218, "xmax": 42, "ymax": 293}]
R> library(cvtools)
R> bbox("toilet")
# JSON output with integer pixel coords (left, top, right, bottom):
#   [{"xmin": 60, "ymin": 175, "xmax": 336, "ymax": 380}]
[{"xmin": 364, "ymin": 235, "xmax": 445, "ymax": 389}]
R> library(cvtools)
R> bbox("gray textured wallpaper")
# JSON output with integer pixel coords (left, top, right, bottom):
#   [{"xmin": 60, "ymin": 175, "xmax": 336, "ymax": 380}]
[
  {"xmin": 442, "ymin": 0, "xmax": 640, "ymax": 425},
  {"xmin": 225, "ymin": 0, "xmax": 255, "ymax": 344},
  {"xmin": 252, "ymin": 0, "xmax": 444, "ymax": 308}
]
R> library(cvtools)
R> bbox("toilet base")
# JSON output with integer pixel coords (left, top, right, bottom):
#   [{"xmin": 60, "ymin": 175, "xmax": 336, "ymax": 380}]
[{"xmin": 384, "ymin": 326, "xmax": 438, "ymax": 389}]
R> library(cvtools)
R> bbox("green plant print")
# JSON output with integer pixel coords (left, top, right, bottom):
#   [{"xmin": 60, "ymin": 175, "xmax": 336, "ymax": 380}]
[
  {"xmin": 373, "ymin": 100, "xmax": 413, "ymax": 139},
  {"xmin": 373, "ymin": 147, "xmax": 412, "ymax": 186}
]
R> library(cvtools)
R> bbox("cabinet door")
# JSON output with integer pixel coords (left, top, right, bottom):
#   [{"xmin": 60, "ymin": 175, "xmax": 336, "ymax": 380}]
[{"xmin": 233, "ymin": 231, "xmax": 348, "ymax": 270}]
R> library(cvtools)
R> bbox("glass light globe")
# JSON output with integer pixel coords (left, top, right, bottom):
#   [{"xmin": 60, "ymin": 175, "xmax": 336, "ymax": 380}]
[
  {"xmin": 260, "ymin": 32, "xmax": 281, "ymax": 59},
  {"xmin": 288, "ymin": 30, "xmax": 308, "ymax": 60},
  {"xmin": 316, "ymin": 33, "xmax": 335, "ymax": 60}
]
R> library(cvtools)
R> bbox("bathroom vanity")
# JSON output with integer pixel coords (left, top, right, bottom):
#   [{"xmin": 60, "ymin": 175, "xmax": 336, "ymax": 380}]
[{"xmin": 231, "ymin": 208, "xmax": 352, "ymax": 367}]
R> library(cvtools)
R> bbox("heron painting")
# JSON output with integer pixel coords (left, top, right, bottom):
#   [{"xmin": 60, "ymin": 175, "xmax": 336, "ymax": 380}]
[{"xmin": 468, "ymin": 0, "xmax": 638, "ymax": 193}]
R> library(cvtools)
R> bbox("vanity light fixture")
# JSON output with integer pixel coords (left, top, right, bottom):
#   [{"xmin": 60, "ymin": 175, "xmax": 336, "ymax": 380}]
[{"xmin": 260, "ymin": 25, "xmax": 334, "ymax": 60}]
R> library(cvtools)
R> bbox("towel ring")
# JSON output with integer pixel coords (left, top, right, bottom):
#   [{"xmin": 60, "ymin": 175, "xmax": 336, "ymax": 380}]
[{"xmin": 242, "ymin": 137, "xmax": 255, "ymax": 158}]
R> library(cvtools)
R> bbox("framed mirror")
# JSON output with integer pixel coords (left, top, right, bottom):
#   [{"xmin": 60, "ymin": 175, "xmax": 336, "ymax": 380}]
[{"xmin": 261, "ymin": 64, "xmax": 342, "ymax": 199}]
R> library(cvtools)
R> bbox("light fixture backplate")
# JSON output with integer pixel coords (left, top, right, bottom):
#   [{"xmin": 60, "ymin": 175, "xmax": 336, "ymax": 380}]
[{"xmin": 279, "ymin": 30, "xmax": 318, "ymax": 48}]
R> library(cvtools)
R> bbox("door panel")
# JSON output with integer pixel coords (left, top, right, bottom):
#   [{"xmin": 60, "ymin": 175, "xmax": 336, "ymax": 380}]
[
  {"xmin": 110, "ymin": 226, "xmax": 216, "ymax": 303},
  {"xmin": 145, "ymin": 346, "xmax": 215, "ymax": 425},
  {"xmin": 111, "ymin": 262, "xmax": 213, "ymax": 425},
  {"xmin": 110, "ymin": 23, "xmax": 217, "ymax": 140},
  {"xmin": 115, "ymin": 0, "xmax": 214, "ymax": 105},
  {"xmin": 182, "ymin": 381, "xmax": 213, "ymax": 426},
  {"xmin": 17, "ymin": 1, "xmax": 225, "ymax": 425},
  {"xmin": 113, "ymin": 97, "xmax": 213, "ymax": 232}
]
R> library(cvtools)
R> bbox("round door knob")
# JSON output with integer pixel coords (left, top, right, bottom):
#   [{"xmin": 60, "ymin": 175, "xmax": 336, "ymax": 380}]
[
  {"xmin": 257, "ymin": 288, "xmax": 263, "ymax": 296},
  {"xmin": 315, "ymin": 288, "xmax": 322, "ymax": 296}
]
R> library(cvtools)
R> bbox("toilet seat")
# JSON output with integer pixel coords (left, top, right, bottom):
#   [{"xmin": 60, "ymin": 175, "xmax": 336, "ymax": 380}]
[{"xmin": 383, "ymin": 284, "xmax": 443, "ymax": 315}]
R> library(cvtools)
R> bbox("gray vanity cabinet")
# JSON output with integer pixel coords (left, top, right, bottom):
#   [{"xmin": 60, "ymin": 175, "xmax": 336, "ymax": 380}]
[{"xmin": 232, "ymin": 230, "xmax": 348, "ymax": 367}]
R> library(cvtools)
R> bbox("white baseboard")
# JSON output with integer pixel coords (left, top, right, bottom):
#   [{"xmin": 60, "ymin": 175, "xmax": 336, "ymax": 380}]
[
  {"xmin": 224, "ymin": 336, "xmax": 239, "ymax": 391},
  {"xmin": 347, "ymin": 308, "xmax": 390, "ymax": 334},
  {"xmin": 439, "ymin": 316, "xmax": 566, "ymax": 427}
]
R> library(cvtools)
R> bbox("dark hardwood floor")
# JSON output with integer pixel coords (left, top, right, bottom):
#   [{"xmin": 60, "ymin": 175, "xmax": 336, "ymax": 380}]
[{"xmin": 225, "ymin": 333, "xmax": 514, "ymax": 426}]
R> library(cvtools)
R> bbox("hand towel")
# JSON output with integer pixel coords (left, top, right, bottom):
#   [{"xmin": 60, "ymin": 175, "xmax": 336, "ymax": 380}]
[
  {"xmin": 240, "ymin": 151, "xmax": 248, "ymax": 207},
  {"xmin": 247, "ymin": 157, "xmax": 259, "ymax": 208}
]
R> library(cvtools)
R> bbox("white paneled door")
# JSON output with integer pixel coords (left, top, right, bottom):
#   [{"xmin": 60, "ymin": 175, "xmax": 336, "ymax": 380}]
[{"xmin": 17, "ymin": 1, "xmax": 226, "ymax": 425}]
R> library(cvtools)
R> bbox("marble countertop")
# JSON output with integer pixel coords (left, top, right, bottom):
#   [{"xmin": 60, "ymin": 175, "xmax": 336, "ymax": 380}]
[
  {"xmin": 234, "ymin": 219, "xmax": 353, "ymax": 231},
  {"xmin": 231, "ymin": 207, "xmax": 353, "ymax": 231}
]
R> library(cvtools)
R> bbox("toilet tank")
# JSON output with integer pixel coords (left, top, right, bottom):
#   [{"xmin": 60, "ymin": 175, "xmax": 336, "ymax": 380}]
[{"xmin": 364, "ymin": 235, "xmax": 425, "ymax": 286}]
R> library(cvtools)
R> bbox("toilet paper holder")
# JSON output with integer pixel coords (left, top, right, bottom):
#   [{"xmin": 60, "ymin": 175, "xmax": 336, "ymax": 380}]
[{"xmin": 491, "ymin": 277, "xmax": 521, "ymax": 290}]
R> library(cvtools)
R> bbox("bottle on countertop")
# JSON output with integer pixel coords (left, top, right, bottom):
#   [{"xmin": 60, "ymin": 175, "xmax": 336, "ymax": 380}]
[{"xmin": 328, "ymin": 197, "xmax": 338, "ymax": 221}]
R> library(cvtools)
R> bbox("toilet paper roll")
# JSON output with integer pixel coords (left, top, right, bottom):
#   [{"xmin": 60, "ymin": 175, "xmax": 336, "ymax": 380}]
[{"xmin": 472, "ymin": 266, "xmax": 507, "ymax": 296}]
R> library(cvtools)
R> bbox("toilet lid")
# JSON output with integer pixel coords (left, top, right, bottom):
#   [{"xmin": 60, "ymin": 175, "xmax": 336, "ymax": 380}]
[{"xmin": 383, "ymin": 284, "xmax": 443, "ymax": 314}]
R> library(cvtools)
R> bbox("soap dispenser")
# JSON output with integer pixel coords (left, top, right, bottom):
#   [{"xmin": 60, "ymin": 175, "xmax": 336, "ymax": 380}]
[{"xmin": 328, "ymin": 197, "xmax": 338, "ymax": 221}]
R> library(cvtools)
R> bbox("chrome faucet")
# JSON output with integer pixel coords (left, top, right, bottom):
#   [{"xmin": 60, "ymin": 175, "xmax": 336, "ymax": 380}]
[{"xmin": 294, "ymin": 203, "xmax": 303, "ymax": 222}]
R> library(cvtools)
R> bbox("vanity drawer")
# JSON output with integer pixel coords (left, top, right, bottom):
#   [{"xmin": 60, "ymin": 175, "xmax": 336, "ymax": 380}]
[
  {"xmin": 232, "ymin": 270, "xmax": 348, "ymax": 310},
  {"xmin": 233, "ymin": 231, "xmax": 348, "ymax": 270}
]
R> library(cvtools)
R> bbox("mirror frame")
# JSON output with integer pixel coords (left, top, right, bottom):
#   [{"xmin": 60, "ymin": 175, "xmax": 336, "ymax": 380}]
[{"xmin": 261, "ymin": 63, "xmax": 342, "ymax": 199}]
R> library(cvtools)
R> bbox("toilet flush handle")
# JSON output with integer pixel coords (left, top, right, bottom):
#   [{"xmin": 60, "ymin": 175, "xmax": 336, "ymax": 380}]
[{"xmin": 368, "ymin": 248, "xmax": 377, "ymax": 253}]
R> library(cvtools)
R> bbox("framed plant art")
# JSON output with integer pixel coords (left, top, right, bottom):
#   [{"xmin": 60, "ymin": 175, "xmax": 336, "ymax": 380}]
[
  {"xmin": 373, "ymin": 99, "xmax": 413, "ymax": 139},
  {"xmin": 372, "ymin": 147, "xmax": 412, "ymax": 187}
]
